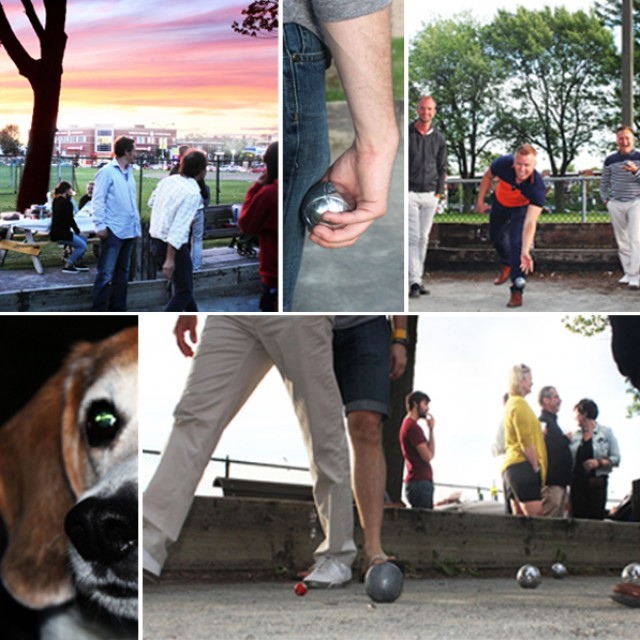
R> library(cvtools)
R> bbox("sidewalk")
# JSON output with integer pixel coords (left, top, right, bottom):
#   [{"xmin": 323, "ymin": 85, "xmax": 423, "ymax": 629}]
[
  {"xmin": 143, "ymin": 575, "xmax": 635, "ymax": 639},
  {"xmin": 409, "ymin": 269, "xmax": 640, "ymax": 312}
]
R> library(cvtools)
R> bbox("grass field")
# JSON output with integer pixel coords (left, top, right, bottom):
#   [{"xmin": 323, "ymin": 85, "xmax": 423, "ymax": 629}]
[{"xmin": 1, "ymin": 167, "xmax": 255, "ymax": 220}]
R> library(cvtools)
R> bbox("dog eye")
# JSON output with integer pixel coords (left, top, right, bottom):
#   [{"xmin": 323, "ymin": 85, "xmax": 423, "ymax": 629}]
[{"xmin": 86, "ymin": 400, "xmax": 121, "ymax": 447}]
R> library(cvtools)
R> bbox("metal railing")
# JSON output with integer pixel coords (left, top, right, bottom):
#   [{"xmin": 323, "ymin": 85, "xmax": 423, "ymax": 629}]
[{"xmin": 437, "ymin": 174, "xmax": 608, "ymax": 224}]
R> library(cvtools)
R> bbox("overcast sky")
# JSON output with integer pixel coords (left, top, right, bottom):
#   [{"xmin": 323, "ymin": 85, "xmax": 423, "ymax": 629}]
[{"xmin": 140, "ymin": 314, "xmax": 639, "ymax": 510}]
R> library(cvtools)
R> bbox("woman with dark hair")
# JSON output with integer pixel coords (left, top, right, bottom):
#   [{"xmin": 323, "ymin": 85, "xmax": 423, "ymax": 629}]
[
  {"xmin": 50, "ymin": 181, "xmax": 89, "ymax": 274},
  {"xmin": 570, "ymin": 398, "xmax": 621, "ymax": 520},
  {"xmin": 239, "ymin": 141, "xmax": 278, "ymax": 311},
  {"xmin": 148, "ymin": 148, "xmax": 208, "ymax": 311}
]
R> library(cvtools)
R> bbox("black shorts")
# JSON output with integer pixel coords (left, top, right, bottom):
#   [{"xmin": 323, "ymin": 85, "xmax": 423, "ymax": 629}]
[{"xmin": 503, "ymin": 461, "xmax": 542, "ymax": 503}]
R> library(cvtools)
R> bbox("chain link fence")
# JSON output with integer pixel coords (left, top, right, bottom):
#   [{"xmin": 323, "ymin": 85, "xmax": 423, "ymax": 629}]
[{"xmin": 439, "ymin": 175, "xmax": 609, "ymax": 224}]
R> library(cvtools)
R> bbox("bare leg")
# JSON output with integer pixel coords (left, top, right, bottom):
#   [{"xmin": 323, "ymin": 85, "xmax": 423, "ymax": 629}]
[{"xmin": 348, "ymin": 410, "xmax": 386, "ymax": 566}]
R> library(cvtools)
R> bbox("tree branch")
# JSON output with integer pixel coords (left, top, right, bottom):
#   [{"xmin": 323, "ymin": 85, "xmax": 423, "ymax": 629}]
[
  {"xmin": 22, "ymin": 0, "xmax": 45, "ymax": 40},
  {"xmin": 0, "ymin": 1, "xmax": 36, "ymax": 74}
]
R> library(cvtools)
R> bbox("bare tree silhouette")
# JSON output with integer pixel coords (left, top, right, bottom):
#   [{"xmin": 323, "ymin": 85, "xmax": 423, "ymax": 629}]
[
  {"xmin": 0, "ymin": 0, "xmax": 67, "ymax": 211},
  {"xmin": 232, "ymin": 0, "xmax": 277, "ymax": 38}
]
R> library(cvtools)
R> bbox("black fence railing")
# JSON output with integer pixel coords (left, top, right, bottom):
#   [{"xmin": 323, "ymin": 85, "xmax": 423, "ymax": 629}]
[{"xmin": 429, "ymin": 175, "xmax": 609, "ymax": 224}]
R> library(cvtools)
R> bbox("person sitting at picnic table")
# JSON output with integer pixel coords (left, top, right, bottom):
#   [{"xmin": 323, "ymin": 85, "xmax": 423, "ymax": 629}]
[{"xmin": 50, "ymin": 181, "xmax": 89, "ymax": 274}]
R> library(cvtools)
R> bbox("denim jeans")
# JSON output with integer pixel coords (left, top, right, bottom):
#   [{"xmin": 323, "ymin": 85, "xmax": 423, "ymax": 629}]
[
  {"xmin": 488, "ymin": 195, "xmax": 528, "ymax": 292},
  {"xmin": 91, "ymin": 229, "xmax": 135, "ymax": 311},
  {"xmin": 405, "ymin": 480, "xmax": 434, "ymax": 509},
  {"xmin": 151, "ymin": 238, "xmax": 198, "ymax": 312},
  {"xmin": 61, "ymin": 232, "xmax": 88, "ymax": 266},
  {"xmin": 283, "ymin": 23, "xmax": 331, "ymax": 311},
  {"xmin": 191, "ymin": 207, "xmax": 204, "ymax": 271}
]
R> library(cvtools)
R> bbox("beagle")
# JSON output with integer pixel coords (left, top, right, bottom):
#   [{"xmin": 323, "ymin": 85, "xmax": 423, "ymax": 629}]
[{"xmin": 0, "ymin": 327, "xmax": 138, "ymax": 637}]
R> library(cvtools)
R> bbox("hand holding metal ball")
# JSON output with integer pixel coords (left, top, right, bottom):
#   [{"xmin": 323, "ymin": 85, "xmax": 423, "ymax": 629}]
[{"xmin": 300, "ymin": 181, "xmax": 355, "ymax": 231}]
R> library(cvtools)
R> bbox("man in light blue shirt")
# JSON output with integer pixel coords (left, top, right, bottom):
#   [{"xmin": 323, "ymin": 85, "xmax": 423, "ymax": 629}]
[{"xmin": 91, "ymin": 136, "xmax": 142, "ymax": 311}]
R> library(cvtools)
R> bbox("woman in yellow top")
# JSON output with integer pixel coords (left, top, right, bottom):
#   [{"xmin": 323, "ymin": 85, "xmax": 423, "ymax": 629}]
[{"xmin": 501, "ymin": 364, "xmax": 547, "ymax": 516}]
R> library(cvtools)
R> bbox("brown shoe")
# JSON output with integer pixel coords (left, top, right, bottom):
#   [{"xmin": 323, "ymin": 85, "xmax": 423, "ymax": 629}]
[
  {"xmin": 494, "ymin": 265, "xmax": 511, "ymax": 285},
  {"xmin": 507, "ymin": 290, "xmax": 523, "ymax": 308}
]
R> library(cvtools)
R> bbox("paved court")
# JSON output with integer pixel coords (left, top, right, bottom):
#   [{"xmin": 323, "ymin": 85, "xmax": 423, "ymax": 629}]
[{"xmin": 143, "ymin": 575, "xmax": 636, "ymax": 639}]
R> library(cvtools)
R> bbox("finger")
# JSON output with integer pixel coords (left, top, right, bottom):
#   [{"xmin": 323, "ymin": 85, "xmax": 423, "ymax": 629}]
[
  {"xmin": 321, "ymin": 205, "xmax": 386, "ymax": 226},
  {"xmin": 310, "ymin": 220, "xmax": 374, "ymax": 248}
]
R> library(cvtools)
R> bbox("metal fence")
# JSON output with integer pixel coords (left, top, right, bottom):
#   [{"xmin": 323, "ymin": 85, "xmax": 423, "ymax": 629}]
[
  {"xmin": 434, "ymin": 174, "xmax": 609, "ymax": 224},
  {"xmin": 0, "ymin": 156, "xmax": 262, "ymax": 207}
]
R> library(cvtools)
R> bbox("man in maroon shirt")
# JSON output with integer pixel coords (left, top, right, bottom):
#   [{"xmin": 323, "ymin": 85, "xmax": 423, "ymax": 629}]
[{"xmin": 399, "ymin": 390, "xmax": 436, "ymax": 508}]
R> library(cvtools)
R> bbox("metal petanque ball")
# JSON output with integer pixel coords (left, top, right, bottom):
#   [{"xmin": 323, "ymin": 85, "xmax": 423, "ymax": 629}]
[
  {"xmin": 364, "ymin": 562, "xmax": 404, "ymax": 603},
  {"xmin": 514, "ymin": 277, "xmax": 527, "ymax": 290},
  {"xmin": 551, "ymin": 562, "xmax": 568, "ymax": 579},
  {"xmin": 621, "ymin": 562, "xmax": 640, "ymax": 582},
  {"xmin": 516, "ymin": 564, "xmax": 542, "ymax": 589},
  {"xmin": 300, "ymin": 180, "xmax": 354, "ymax": 231}
]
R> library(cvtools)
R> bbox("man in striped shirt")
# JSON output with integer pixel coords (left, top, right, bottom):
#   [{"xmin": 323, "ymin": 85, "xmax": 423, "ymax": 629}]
[{"xmin": 600, "ymin": 125, "xmax": 640, "ymax": 288}]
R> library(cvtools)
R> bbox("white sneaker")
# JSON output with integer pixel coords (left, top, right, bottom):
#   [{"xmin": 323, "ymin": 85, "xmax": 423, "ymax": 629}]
[
  {"xmin": 629, "ymin": 276, "xmax": 640, "ymax": 288},
  {"xmin": 303, "ymin": 556, "xmax": 352, "ymax": 589},
  {"xmin": 618, "ymin": 274, "xmax": 630, "ymax": 284}
]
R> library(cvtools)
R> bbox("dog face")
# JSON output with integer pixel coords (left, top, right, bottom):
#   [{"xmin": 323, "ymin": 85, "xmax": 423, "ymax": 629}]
[{"xmin": 0, "ymin": 327, "xmax": 138, "ymax": 611}]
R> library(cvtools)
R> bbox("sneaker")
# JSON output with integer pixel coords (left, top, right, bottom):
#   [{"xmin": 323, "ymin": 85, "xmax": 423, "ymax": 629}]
[
  {"xmin": 62, "ymin": 264, "xmax": 79, "ymax": 274},
  {"xmin": 74, "ymin": 261, "xmax": 89, "ymax": 272},
  {"xmin": 409, "ymin": 283, "xmax": 421, "ymax": 299},
  {"xmin": 629, "ymin": 276, "xmax": 640, "ymax": 288},
  {"xmin": 618, "ymin": 274, "xmax": 631, "ymax": 285},
  {"xmin": 303, "ymin": 556, "xmax": 352, "ymax": 589}
]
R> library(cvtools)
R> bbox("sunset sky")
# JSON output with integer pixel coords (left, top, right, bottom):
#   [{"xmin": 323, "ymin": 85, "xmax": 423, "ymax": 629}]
[{"xmin": 0, "ymin": 0, "xmax": 278, "ymax": 142}]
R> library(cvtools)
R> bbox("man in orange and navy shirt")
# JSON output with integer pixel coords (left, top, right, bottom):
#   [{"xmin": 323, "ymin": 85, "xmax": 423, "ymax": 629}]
[{"xmin": 475, "ymin": 144, "xmax": 546, "ymax": 308}]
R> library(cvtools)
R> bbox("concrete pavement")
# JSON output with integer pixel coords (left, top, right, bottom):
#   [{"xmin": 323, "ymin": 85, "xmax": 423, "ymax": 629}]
[
  {"xmin": 143, "ymin": 575, "xmax": 636, "ymax": 639},
  {"xmin": 291, "ymin": 102, "xmax": 405, "ymax": 312}
]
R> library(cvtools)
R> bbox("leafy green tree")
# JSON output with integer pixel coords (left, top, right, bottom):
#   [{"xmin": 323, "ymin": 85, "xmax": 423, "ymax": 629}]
[
  {"xmin": 410, "ymin": 13, "xmax": 504, "ymax": 210},
  {"xmin": 562, "ymin": 314, "xmax": 640, "ymax": 417},
  {"xmin": 487, "ymin": 7, "xmax": 617, "ymax": 210},
  {"xmin": 0, "ymin": 124, "xmax": 21, "ymax": 155},
  {"xmin": 0, "ymin": 1, "xmax": 67, "ymax": 211}
]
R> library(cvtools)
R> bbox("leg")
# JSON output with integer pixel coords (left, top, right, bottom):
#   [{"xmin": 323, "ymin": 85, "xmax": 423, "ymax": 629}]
[
  {"xmin": 519, "ymin": 500, "xmax": 544, "ymax": 517},
  {"xmin": 407, "ymin": 191, "xmax": 423, "ymax": 286},
  {"xmin": 418, "ymin": 192, "xmax": 439, "ymax": 281},
  {"xmin": 405, "ymin": 481, "xmax": 433, "ymax": 509},
  {"xmin": 625, "ymin": 200, "xmax": 640, "ymax": 279},
  {"xmin": 92, "ymin": 231, "xmax": 122, "ymax": 311},
  {"xmin": 282, "ymin": 23, "xmax": 330, "ymax": 311},
  {"xmin": 608, "ymin": 200, "xmax": 632, "ymax": 276},
  {"xmin": 67, "ymin": 233, "xmax": 87, "ymax": 266},
  {"xmin": 488, "ymin": 197, "xmax": 511, "ymax": 267},
  {"xmin": 333, "ymin": 317, "xmax": 391, "ymax": 565},
  {"xmin": 165, "ymin": 244, "xmax": 197, "ymax": 312},
  {"xmin": 190, "ymin": 207, "xmax": 204, "ymax": 271},
  {"xmin": 507, "ymin": 205, "xmax": 527, "ymax": 290},
  {"xmin": 109, "ymin": 237, "xmax": 135, "ymax": 311},
  {"xmin": 143, "ymin": 317, "xmax": 274, "ymax": 573},
  {"xmin": 257, "ymin": 316, "xmax": 356, "ymax": 567},
  {"xmin": 542, "ymin": 485, "xmax": 567, "ymax": 518}
]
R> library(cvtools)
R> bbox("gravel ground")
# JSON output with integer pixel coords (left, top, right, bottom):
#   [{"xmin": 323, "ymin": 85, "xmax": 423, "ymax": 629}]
[{"xmin": 143, "ymin": 575, "xmax": 637, "ymax": 640}]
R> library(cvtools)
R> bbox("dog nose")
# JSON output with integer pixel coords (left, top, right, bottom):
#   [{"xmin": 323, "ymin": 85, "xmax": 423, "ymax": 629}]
[{"xmin": 65, "ymin": 494, "xmax": 137, "ymax": 564}]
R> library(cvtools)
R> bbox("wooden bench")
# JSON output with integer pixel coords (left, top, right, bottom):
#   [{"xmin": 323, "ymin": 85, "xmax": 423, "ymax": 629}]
[
  {"xmin": 213, "ymin": 477, "xmax": 314, "ymax": 502},
  {"xmin": 203, "ymin": 204, "xmax": 240, "ymax": 242}
]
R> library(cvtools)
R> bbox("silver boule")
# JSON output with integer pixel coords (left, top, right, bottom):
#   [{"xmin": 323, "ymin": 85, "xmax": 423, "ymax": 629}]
[
  {"xmin": 551, "ymin": 562, "xmax": 568, "ymax": 579},
  {"xmin": 514, "ymin": 276, "xmax": 527, "ymax": 290},
  {"xmin": 516, "ymin": 564, "xmax": 541, "ymax": 589},
  {"xmin": 621, "ymin": 562, "xmax": 640, "ymax": 582},
  {"xmin": 364, "ymin": 562, "xmax": 404, "ymax": 603},
  {"xmin": 300, "ymin": 181, "xmax": 354, "ymax": 231}
]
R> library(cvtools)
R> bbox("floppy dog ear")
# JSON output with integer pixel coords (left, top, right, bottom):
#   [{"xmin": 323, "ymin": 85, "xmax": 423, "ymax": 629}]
[{"xmin": 0, "ymin": 362, "xmax": 81, "ymax": 609}]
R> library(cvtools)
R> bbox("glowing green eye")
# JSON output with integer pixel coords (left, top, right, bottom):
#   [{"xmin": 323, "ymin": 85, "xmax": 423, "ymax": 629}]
[{"xmin": 94, "ymin": 411, "xmax": 117, "ymax": 428}]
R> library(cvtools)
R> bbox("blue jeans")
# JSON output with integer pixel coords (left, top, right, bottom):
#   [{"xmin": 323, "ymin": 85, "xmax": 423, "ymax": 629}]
[
  {"xmin": 283, "ymin": 23, "xmax": 331, "ymax": 311},
  {"xmin": 60, "ymin": 233, "xmax": 87, "ymax": 266},
  {"xmin": 151, "ymin": 238, "xmax": 198, "ymax": 312},
  {"xmin": 191, "ymin": 207, "xmax": 204, "ymax": 271},
  {"xmin": 488, "ymin": 195, "xmax": 527, "ymax": 292},
  {"xmin": 92, "ymin": 229, "xmax": 135, "ymax": 311},
  {"xmin": 405, "ymin": 480, "xmax": 434, "ymax": 509}
]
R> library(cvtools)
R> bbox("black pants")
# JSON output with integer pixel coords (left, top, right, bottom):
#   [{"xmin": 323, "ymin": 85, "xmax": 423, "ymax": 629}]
[
  {"xmin": 151, "ymin": 238, "xmax": 198, "ymax": 312},
  {"xmin": 571, "ymin": 475, "xmax": 608, "ymax": 520}
]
